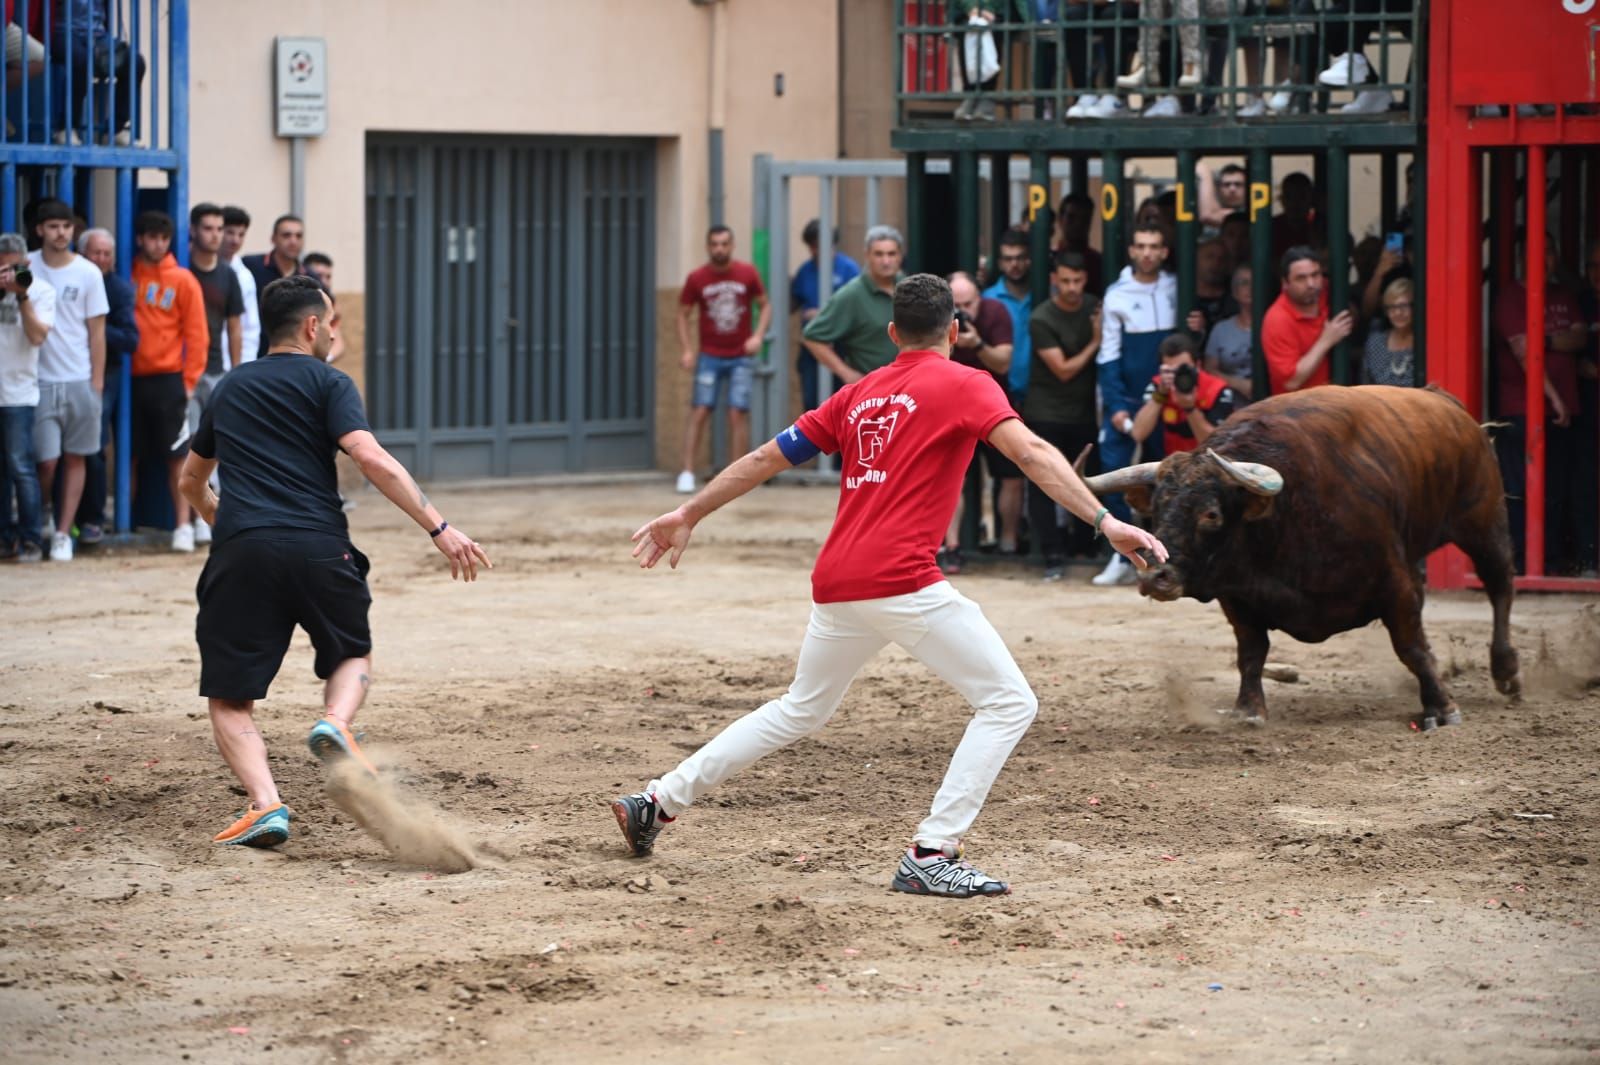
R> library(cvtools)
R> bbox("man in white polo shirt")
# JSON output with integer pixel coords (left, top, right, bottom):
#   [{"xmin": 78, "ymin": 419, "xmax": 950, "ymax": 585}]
[{"xmin": 29, "ymin": 198, "xmax": 108, "ymax": 562}]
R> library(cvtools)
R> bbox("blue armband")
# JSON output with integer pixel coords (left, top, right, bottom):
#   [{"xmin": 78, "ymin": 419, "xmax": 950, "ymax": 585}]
[{"xmin": 774, "ymin": 424, "xmax": 823, "ymax": 465}]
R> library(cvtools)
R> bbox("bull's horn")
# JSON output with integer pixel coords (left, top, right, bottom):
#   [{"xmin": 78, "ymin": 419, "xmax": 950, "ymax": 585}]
[
  {"xmin": 1083, "ymin": 462, "xmax": 1160, "ymax": 495},
  {"xmin": 1071, "ymin": 442, "xmax": 1094, "ymax": 476},
  {"xmin": 1207, "ymin": 449, "xmax": 1283, "ymax": 496}
]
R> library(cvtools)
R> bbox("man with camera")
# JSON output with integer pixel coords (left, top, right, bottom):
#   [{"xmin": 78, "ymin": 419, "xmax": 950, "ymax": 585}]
[
  {"xmin": 1130, "ymin": 332, "xmax": 1237, "ymax": 454},
  {"xmin": 941, "ymin": 273, "xmax": 1015, "ymax": 572},
  {"xmin": 0, "ymin": 233, "xmax": 57, "ymax": 563}
]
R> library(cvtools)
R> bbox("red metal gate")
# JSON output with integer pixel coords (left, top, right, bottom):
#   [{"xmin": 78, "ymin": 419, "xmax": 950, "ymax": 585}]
[{"xmin": 1426, "ymin": 0, "xmax": 1600, "ymax": 592}]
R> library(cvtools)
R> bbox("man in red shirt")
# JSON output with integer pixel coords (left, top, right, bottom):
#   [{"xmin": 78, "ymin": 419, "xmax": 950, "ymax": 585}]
[
  {"xmin": 1492, "ymin": 247, "xmax": 1589, "ymax": 572},
  {"xmin": 1262, "ymin": 246, "xmax": 1353, "ymax": 394},
  {"xmin": 675, "ymin": 226, "xmax": 771, "ymax": 494},
  {"xmin": 615, "ymin": 275, "xmax": 1166, "ymax": 898}
]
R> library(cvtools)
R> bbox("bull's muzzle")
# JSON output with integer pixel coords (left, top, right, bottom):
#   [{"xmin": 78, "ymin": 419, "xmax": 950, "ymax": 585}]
[{"xmin": 1138, "ymin": 563, "xmax": 1185, "ymax": 602}]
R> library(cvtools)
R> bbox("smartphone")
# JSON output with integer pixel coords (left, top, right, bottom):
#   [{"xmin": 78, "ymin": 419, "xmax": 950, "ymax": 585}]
[{"xmin": 1384, "ymin": 232, "xmax": 1404, "ymax": 254}]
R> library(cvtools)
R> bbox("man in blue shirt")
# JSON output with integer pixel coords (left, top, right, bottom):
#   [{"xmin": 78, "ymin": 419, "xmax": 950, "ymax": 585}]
[
  {"xmin": 983, "ymin": 228, "xmax": 1034, "ymax": 399},
  {"xmin": 790, "ymin": 219, "xmax": 861, "ymax": 411}
]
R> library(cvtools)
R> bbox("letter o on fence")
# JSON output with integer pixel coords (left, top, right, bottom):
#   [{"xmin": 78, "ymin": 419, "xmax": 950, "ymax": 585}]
[
  {"xmin": 1563, "ymin": 0, "xmax": 1595, "ymax": 14},
  {"xmin": 1101, "ymin": 183, "xmax": 1119, "ymax": 222}
]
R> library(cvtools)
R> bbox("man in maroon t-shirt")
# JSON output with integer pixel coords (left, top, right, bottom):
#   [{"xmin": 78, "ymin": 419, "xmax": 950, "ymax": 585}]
[
  {"xmin": 615, "ymin": 275, "xmax": 1166, "ymax": 899},
  {"xmin": 675, "ymin": 226, "xmax": 771, "ymax": 494},
  {"xmin": 1492, "ymin": 251, "xmax": 1588, "ymax": 572},
  {"xmin": 942, "ymin": 272, "xmax": 1015, "ymax": 571}
]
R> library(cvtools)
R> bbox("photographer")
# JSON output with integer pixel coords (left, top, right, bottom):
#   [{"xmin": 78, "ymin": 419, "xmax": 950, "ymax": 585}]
[
  {"xmin": 1130, "ymin": 332, "xmax": 1236, "ymax": 454},
  {"xmin": 941, "ymin": 273, "xmax": 1015, "ymax": 572},
  {"xmin": 0, "ymin": 233, "xmax": 58, "ymax": 563}
]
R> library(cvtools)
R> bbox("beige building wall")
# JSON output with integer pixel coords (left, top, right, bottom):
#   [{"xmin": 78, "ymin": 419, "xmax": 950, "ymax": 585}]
[{"xmin": 187, "ymin": 0, "xmax": 839, "ymax": 471}]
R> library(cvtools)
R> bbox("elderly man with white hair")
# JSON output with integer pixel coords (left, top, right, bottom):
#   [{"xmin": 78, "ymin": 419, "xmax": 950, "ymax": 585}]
[
  {"xmin": 801, "ymin": 224, "xmax": 906, "ymax": 385},
  {"xmin": 72, "ymin": 228, "xmax": 140, "ymax": 542}
]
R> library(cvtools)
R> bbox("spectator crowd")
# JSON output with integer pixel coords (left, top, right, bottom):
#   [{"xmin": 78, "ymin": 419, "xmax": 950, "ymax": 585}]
[
  {"xmin": 0, "ymin": 197, "xmax": 340, "ymax": 561},
  {"xmin": 660, "ymin": 159, "xmax": 1595, "ymax": 583}
]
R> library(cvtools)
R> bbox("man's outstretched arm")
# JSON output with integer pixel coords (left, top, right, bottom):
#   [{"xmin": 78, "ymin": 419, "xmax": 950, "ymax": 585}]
[
  {"xmin": 340, "ymin": 429, "xmax": 493, "ymax": 581},
  {"xmin": 632, "ymin": 440, "xmax": 794, "ymax": 569}
]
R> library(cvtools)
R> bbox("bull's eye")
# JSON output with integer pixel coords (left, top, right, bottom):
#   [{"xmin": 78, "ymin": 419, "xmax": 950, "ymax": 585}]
[{"xmin": 1199, "ymin": 509, "xmax": 1222, "ymax": 528}]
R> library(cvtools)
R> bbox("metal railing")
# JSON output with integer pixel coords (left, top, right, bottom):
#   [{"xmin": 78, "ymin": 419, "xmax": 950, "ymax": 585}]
[
  {"xmin": 2, "ymin": 0, "xmax": 181, "ymax": 156},
  {"xmin": 897, "ymin": 1, "xmax": 1423, "ymax": 126}
]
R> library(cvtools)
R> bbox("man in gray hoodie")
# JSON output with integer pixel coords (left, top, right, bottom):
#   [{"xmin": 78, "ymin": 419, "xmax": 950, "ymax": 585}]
[{"xmin": 1093, "ymin": 224, "xmax": 1177, "ymax": 586}]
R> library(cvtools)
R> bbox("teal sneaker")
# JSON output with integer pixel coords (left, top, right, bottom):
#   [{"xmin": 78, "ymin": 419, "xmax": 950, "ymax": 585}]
[
  {"xmin": 307, "ymin": 717, "xmax": 379, "ymax": 776},
  {"xmin": 213, "ymin": 803, "xmax": 292, "ymax": 847}
]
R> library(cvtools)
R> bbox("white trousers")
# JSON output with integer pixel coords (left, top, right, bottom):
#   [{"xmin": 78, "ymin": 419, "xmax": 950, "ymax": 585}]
[{"xmin": 651, "ymin": 581, "xmax": 1039, "ymax": 852}]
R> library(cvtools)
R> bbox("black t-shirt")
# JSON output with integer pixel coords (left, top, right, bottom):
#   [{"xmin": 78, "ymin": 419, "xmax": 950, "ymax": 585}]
[
  {"xmin": 191, "ymin": 352, "xmax": 371, "ymax": 545},
  {"xmin": 191, "ymin": 260, "xmax": 245, "ymax": 375}
]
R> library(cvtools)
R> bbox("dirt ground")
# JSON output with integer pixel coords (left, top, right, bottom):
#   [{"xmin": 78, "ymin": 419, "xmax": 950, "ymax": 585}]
[{"xmin": 3, "ymin": 479, "xmax": 1598, "ymax": 1064}]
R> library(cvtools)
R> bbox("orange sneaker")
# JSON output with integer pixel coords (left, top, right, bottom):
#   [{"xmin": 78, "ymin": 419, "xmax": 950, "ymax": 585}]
[
  {"xmin": 307, "ymin": 717, "xmax": 379, "ymax": 777},
  {"xmin": 213, "ymin": 802, "xmax": 292, "ymax": 847}
]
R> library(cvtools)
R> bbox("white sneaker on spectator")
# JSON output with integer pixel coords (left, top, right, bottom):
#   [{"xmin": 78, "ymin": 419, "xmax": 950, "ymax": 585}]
[
  {"xmin": 1318, "ymin": 52, "xmax": 1371, "ymax": 87},
  {"xmin": 1091, "ymin": 554, "xmax": 1136, "ymax": 586},
  {"xmin": 1084, "ymin": 95, "xmax": 1128, "ymax": 119},
  {"xmin": 1039, "ymin": 101, "xmax": 1055, "ymax": 121},
  {"xmin": 1341, "ymin": 89, "xmax": 1392, "ymax": 114},
  {"xmin": 1066, "ymin": 93, "xmax": 1100, "ymax": 118},
  {"xmin": 675, "ymin": 471, "xmax": 696, "ymax": 494},
  {"xmin": 1144, "ymin": 95, "xmax": 1182, "ymax": 118},
  {"xmin": 1237, "ymin": 95, "xmax": 1268, "ymax": 117},
  {"xmin": 193, "ymin": 517, "xmax": 212, "ymax": 545},
  {"xmin": 1177, "ymin": 62, "xmax": 1202, "ymax": 89},
  {"xmin": 49, "ymin": 531, "xmax": 73, "ymax": 562},
  {"xmin": 1266, "ymin": 80, "xmax": 1295, "ymax": 113},
  {"xmin": 172, "ymin": 525, "xmax": 196, "ymax": 553},
  {"xmin": 973, "ymin": 98, "xmax": 997, "ymax": 122}
]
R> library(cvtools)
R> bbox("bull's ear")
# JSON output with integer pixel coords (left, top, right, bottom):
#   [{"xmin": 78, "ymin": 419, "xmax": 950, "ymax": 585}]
[
  {"xmin": 1241, "ymin": 493, "xmax": 1275, "ymax": 522},
  {"xmin": 1124, "ymin": 485, "xmax": 1153, "ymax": 516}
]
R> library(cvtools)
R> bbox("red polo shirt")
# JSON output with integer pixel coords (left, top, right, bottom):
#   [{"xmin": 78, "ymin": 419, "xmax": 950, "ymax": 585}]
[{"xmin": 1262, "ymin": 290, "xmax": 1331, "ymax": 394}]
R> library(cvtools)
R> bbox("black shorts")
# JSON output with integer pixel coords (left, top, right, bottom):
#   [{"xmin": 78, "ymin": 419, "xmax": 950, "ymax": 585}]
[
  {"xmin": 196, "ymin": 529, "xmax": 373, "ymax": 701},
  {"xmin": 980, "ymin": 440, "xmax": 1021, "ymax": 480},
  {"xmin": 130, "ymin": 372, "xmax": 189, "ymax": 460}
]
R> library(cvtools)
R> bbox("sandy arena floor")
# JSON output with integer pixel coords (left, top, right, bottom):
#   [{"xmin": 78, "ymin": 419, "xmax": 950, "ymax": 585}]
[{"xmin": 2, "ymin": 479, "xmax": 1598, "ymax": 1064}]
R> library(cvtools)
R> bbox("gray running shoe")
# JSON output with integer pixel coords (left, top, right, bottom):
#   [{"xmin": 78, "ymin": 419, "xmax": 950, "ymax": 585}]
[
  {"xmin": 891, "ymin": 847, "xmax": 1010, "ymax": 898},
  {"xmin": 612, "ymin": 792, "xmax": 673, "ymax": 857}
]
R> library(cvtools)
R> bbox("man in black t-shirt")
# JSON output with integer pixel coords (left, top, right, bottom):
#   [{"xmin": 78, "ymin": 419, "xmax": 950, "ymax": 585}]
[
  {"xmin": 179, "ymin": 275, "xmax": 492, "ymax": 850},
  {"xmin": 184, "ymin": 203, "xmax": 246, "ymax": 547}
]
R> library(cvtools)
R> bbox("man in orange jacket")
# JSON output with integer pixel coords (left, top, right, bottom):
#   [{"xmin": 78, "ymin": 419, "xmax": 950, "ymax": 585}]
[{"xmin": 130, "ymin": 211, "xmax": 209, "ymax": 552}]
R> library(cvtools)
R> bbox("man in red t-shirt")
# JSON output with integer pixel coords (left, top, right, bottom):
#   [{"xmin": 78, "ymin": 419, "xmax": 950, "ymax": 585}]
[
  {"xmin": 1492, "ymin": 250, "xmax": 1589, "ymax": 572},
  {"xmin": 675, "ymin": 226, "xmax": 771, "ymax": 494},
  {"xmin": 1262, "ymin": 247, "xmax": 1353, "ymax": 395},
  {"xmin": 615, "ymin": 275, "xmax": 1167, "ymax": 899}
]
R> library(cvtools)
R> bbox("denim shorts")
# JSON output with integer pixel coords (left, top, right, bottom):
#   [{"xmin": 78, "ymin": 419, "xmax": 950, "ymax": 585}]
[{"xmin": 692, "ymin": 353, "xmax": 754, "ymax": 411}]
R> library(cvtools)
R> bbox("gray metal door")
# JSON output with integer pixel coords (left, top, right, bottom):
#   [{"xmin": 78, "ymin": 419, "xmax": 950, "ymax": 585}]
[{"xmin": 366, "ymin": 135, "xmax": 655, "ymax": 477}]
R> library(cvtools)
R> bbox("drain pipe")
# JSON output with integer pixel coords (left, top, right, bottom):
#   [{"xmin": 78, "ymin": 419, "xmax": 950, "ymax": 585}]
[{"xmin": 702, "ymin": 0, "xmax": 728, "ymax": 226}]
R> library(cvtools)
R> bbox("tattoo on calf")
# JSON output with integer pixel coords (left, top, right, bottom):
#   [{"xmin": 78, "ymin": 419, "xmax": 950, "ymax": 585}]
[{"xmin": 358, "ymin": 673, "xmax": 370, "ymax": 689}]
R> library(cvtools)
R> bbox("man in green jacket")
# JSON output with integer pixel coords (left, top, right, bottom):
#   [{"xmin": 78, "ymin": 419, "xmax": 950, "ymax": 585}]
[{"xmin": 801, "ymin": 225, "xmax": 904, "ymax": 386}]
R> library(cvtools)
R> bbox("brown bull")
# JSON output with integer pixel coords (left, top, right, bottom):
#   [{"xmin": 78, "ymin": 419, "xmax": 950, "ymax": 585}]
[{"xmin": 1086, "ymin": 385, "xmax": 1521, "ymax": 730}]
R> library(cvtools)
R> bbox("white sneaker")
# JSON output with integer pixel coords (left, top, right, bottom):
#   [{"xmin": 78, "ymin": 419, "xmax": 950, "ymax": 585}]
[
  {"xmin": 1085, "ymin": 95, "xmax": 1128, "ymax": 119},
  {"xmin": 1145, "ymin": 95, "xmax": 1182, "ymax": 118},
  {"xmin": 1318, "ymin": 52, "xmax": 1371, "ymax": 87},
  {"xmin": 49, "ymin": 531, "xmax": 73, "ymax": 562},
  {"xmin": 1266, "ymin": 80, "xmax": 1295, "ymax": 113},
  {"xmin": 171, "ymin": 525, "xmax": 196, "ymax": 553},
  {"xmin": 1066, "ymin": 93, "xmax": 1100, "ymax": 118},
  {"xmin": 1237, "ymin": 95, "xmax": 1268, "ymax": 117},
  {"xmin": 1341, "ymin": 89, "xmax": 1393, "ymax": 114},
  {"xmin": 193, "ymin": 516, "xmax": 212, "ymax": 545},
  {"xmin": 1115, "ymin": 61, "xmax": 1148, "ymax": 90},
  {"xmin": 675, "ymin": 471, "xmax": 696, "ymax": 494},
  {"xmin": 1177, "ymin": 62, "xmax": 1202, "ymax": 89},
  {"xmin": 1091, "ymin": 553, "xmax": 1136, "ymax": 586}
]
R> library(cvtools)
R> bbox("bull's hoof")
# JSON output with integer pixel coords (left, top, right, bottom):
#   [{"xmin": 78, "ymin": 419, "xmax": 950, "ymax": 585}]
[
  {"xmin": 1495, "ymin": 672, "xmax": 1523, "ymax": 701},
  {"xmin": 1442, "ymin": 708, "xmax": 1463, "ymax": 727},
  {"xmin": 1240, "ymin": 714, "xmax": 1266, "ymax": 729},
  {"xmin": 1420, "ymin": 715, "xmax": 1438, "ymax": 732}
]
